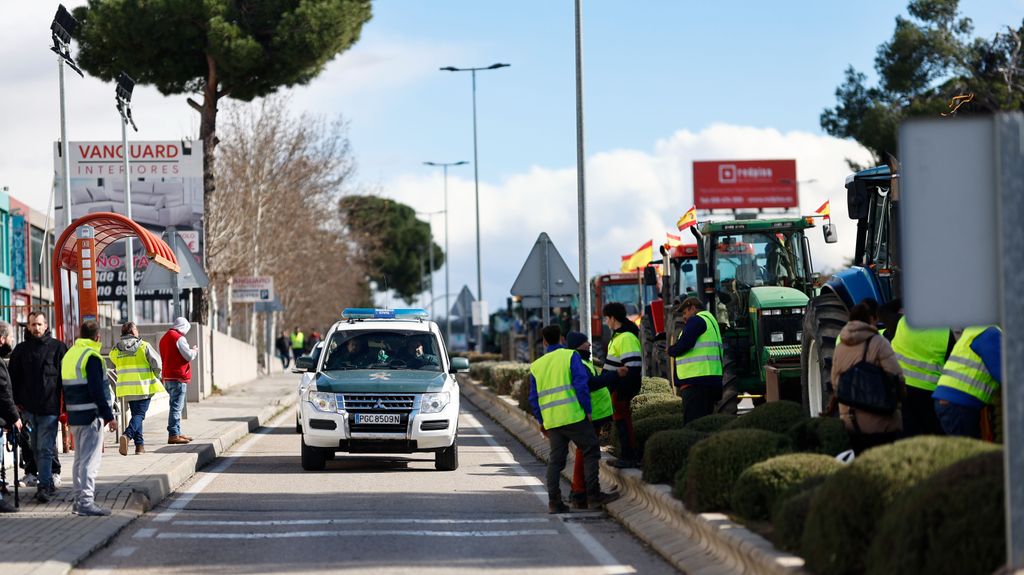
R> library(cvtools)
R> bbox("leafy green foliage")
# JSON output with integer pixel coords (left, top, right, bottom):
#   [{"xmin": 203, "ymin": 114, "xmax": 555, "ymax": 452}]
[
  {"xmin": 731, "ymin": 453, "xmax": 842, "ymax": 521},
  {"xmin": 642, "ymin": 429, "xmax": 708, "ymax": 484},
  {"xmin": 772, "ymin": 482, "xmax": 824, "ymax": 553},
  {"xmin": 722, "ymin": 401, "xmax": 808, "ymax": 435},
  {"xmin": 640, "ymin": 377, "xmax": 674, "ymax": 395},
  {"xmin": 631, "ymin": 395, "xmax": 682, "ymax": 421},
  {"xmin": 865, "ymin": 450, "xmax": 1004, "ymax": 575},
  {"xmin": 634, "ymin": 414, "xmax": 686, "ymax": 456},
  {"xmin": 684, "ymin": 413, "xmax": 736, "ymax": 433},
  {"xmin": 787, "ymin": 417, "xmax": 851, "ymax": 456},
  {"xmin": 802, "ymin": 436, "xmax": 999, "ymax": 575},
  {"xmin": 683, "ymin": 429, "xmax": 793, "ymax": 512},
  {"xmin": 820, "ymin": 0, "xmax": 1024, "ymax": 164},
  {"xmin": 489, "ymin": 363, "xmax": 530, "ymax": 395},
  {"xmin": 338, "ymin": 195, "xmax": 445, "ymax": 303}
]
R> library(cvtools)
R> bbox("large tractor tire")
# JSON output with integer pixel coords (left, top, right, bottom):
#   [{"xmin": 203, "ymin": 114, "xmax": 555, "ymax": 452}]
[
  {"xmin": 715, "ymin": 355, "xmax": 742, "ymax": 415},
  {"xmin": 642, "ymin": 315, "xmax": 669, "ymax": 380},
  {"xmin": 800, "ymin": 292, "xmax": 848, "ymax": 417}
]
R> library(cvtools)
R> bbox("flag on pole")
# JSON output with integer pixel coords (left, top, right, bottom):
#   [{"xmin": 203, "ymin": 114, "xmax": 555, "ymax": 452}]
[
  {"xmin": 665, "ymin": 232, "xmax": 682, "ymax": 248},
  {"xmin": 676, "ymin": 205, "xmax": 698, "ymax": 231},
  {"xmin": 621, "ymin": 240, "xmax": 654, "ymax": 272},
  {"xmin": 815, "ymin": 199, "xmax": 831, "ymax": 218}
]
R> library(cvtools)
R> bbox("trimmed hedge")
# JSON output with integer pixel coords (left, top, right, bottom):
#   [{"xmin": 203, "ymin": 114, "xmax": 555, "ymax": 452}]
[
  {"xmin": 489, "ymin": 362, "xmax": 530, "ymax": 395},
  {"xmin": 640, "ymin": 376, "xmax": 674, "ymax": 396},
  {"xmin": 468, "ymin": 360, "xmax": 498, "ymax": 383},
  {"xmin": 634, "ymin": 414, "xmax": 685, "ymax": 455},
  {"xmin": 802, "ymin": 436, "xmax": 1000, "ymax": 575},
  {"xmin": 513, "ymin": 378, "xmax": 532, "ymax": 413},
  {"xmin": 632, "ymin": 395, "xmax": 682, "ymax": 421},
  {"xmin": 865, "ymin": 450, "xmax": 1004, "ymax": 575},
  {"xmin": 685, "ymin": 413, "xmax": 736, "ymax": 433},
  {"xmin": 681, "ymin": 429, "xmax": 793, "ymax": 512},
  {"xmin": 452, "ymin": 351, "xmax": 502, "ymax": 362},
  {"xmin": 722, "ymin": 400, "xmax": 808, "ymax": 435},
  {"xmin": 642, "ymin": 428, "xmax": 708, "ymax": 484},
  {"xmin": 787, "ymin": 417, "xmax": 851, "ymax": 456},
  {"xmin": 731, "ymin": 453, "xmax": 842, "ymax": 521},
  {"xmin": 772, "ymin": 482, "xmax": 824, "ymax": 553}
]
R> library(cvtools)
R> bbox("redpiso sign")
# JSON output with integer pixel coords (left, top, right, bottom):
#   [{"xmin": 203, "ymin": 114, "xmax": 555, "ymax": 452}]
[{"xmin": 692, "ymin": 159, "xmax": 798, "ymax": 210}]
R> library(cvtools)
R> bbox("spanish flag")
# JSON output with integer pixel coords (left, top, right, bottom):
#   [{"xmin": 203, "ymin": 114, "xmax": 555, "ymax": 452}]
[
  {"xmin": 665, "ymin": 233, "xmax": 682, "ymax": 248},
  {"xmin": 815, "ymin": 199, "xmax": 831, "ymax": 218},
  {"xmin": 621, "ymin": 240, "xmax": 654, "ymax": 272},
  {"xmin": 676, "ymin": 205, "xmax": 697, "ymax": 231}
]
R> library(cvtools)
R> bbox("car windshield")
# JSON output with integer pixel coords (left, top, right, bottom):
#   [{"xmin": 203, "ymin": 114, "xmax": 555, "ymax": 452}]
[
  {"xmin": 322, "ymin": 329, "xmax": 443, "ymax": 372},
  {"xmin": 713, "ymin": 231, "xmax": 806, "ymax": 290}
]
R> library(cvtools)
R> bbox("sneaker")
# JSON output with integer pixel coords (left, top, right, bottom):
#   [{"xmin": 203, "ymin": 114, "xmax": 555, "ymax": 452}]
[
  {"xmin": 548, "ymin": 499, "xmax": 571, "ymax": 514},
  {"xmin": 22, "ymin": 473, "xmax": 38, "ymax": 487},
  {"xmin": 35, "ymin": 489, "xmax": 52, "ymax": 504},
  {"xmin": 135, "ymin": 445, "xmax": 146, "ymax": 455},
  {"xmin": 76, "ymin": 503, "xmax": 111, "ymax": 517},
  {"xmin": 587, "ymin": 491, "xmax": 621, "ymax": 509},
  {"xmin": 0, "ymin": 499, "xmax": 17, "ymax": 513},
  {"xmin": 119, "ymin": 434, "xmax": 129, "ymax": 456},
  {"xmin": 52, "ymin": 475, "xmax": 62, "ymax": 489}
]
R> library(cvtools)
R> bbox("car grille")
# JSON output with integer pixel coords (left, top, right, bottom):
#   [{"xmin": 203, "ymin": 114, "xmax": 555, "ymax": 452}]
[{"xmin": 342, "ymin": 394, "xmax": 416, "ymax": 434}]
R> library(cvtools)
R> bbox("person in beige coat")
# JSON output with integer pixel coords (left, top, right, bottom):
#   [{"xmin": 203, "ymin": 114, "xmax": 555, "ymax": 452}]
[{"xmin": 827, "ymin": 300, "xmax": 906, "ymax": 454}]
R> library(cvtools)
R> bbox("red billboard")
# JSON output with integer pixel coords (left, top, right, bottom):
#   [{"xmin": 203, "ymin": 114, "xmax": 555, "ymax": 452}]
[{"xmin": 693, "ymin": 159, "xmax": 798, "ymax": 210}]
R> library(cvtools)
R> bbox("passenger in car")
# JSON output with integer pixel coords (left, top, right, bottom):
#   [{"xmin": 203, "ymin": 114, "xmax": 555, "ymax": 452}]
[{"xmin": 397, "ymin": 337, "xmax": 440, "ymax": 369}]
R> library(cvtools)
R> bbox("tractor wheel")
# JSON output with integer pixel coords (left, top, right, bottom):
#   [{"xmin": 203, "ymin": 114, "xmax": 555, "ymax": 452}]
[
  {"xmin": 800, "ymin": 292, "xmax": 848, "ymax": 417},
  {"xmin": 715, "ymin": 355, "xmax": 741, "ymax": 415},
  {"xmin": 642, "ymin": 315, "xmax": 669, "ymax": 379}
]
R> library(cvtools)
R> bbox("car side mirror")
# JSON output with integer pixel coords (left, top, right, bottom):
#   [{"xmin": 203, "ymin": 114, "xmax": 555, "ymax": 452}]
[
  {"xmin": 449, "ymin": 357, "xmax": 470, "ymax": 373},
  {"xmin": 295, "ymin": 355, "xmax": 316, "ymax": 372},
  {"xmin": 823, "ymin": 223, "xmax": 838, "ymax": 244},
  {"xmin": 681, "ymin": 262, "xmax": 694, "ymax": 273}
]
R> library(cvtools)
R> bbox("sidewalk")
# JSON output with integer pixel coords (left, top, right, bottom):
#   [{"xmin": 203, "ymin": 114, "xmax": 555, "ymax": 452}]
[{"xmin": 0, "ymin": 371, "xmax": 299, "ymax": 575}]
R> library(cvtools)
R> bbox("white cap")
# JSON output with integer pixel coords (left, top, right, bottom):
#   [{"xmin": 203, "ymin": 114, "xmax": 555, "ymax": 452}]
[{"xmin": 173, "ymin": 317, "xmax": 190, "ymax": 335}]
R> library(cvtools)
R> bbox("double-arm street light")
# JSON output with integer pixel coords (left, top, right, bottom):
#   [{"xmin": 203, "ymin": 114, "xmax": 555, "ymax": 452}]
[
  {"xmin": 423, "ymin": 160, "xmax": 469, "ymax": 345},
  {"xmin": 439, "ymin": 63, "xmax": 510, "ymax": 352}
]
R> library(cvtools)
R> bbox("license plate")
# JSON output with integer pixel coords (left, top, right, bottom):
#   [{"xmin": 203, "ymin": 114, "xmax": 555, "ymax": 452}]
[{"xmin": 354, "ymin": 413, "xmax": 401, "ymax": 425}]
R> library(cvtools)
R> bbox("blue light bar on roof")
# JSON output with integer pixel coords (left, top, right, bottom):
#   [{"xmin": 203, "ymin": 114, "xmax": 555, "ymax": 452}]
[{"xmin": 341, "ymin": 308, "xmax": 430, "ymax": 320}]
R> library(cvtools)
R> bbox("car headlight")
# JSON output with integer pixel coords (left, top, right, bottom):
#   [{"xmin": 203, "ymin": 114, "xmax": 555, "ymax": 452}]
[
  {"xmin": 309, "ymin": 391, "xmax": 338, "ymax": 413},
  {"xmin": 420, "ymin": 392, "xmax": 450, "ymax": 414}
]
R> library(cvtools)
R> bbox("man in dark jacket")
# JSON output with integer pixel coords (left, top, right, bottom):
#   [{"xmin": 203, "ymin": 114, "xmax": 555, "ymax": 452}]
[
  {"xmin": 10, "ymin": 312, "xmax": 67, "ymax": 503},
  {"xmin": 0, "ymin": 320, "xmax": 24, "ymax": 513},
  {"xmin": 275, "ymin": 331, "xmax": 291, "ymax": 369},
  {"xmin": 668, "ymin": 297, "xmax": 725, "ymax": 425}
]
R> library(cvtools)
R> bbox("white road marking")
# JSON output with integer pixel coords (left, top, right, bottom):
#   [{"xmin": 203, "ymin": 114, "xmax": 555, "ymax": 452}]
[
  {"xmin": 132, "ymin": 528, "xmax": 157, "ymax": 539},
  {"xmin": 156, "ymin": 529, "xmax": 561, "ymax": 540},
  {"xmin": 174, "ymin": 517, "xmax": 551, "ymax": 526},
  {"xmin": 461, "ymin": 412, "xmax": 635, "ymax": 575},
  {"xmin": 111, "ymin": 546, "xmax": 137, "ymax": 558}
]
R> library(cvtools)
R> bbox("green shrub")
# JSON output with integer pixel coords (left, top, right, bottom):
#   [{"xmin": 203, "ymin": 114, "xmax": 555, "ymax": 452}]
[
  {"xmin": 802, "ymin": 436, "xmax": 1000, "ymax": 575},
  {"xmin": 513, "ymin": 377, "xmax": 532, "ymax": 413},
  {"xmin": 731, "ymin": 453, "xmax": 842, "ymax": 521},
  {"xmin": 640, "ymin": 376, "xmax": 674, "ymax": 396},
  {"xmin": 632, "ymin": 395, "xmax": 682, "ymax": 421},
  {"xmin": 865, "ymin": 450, "xmax": 1004, "ymax": 575},
  {"xmin": 685, "ymin": 413, "xmax": 736, "ymax": 433},
  {"xmin": 722, "ymin": 400, "xmax": 808, "ymax": 435},
  {"xmin": 642, "ymin": 429, "xmax": 708, "ymax": 484},
  {"xmin": 772, "ymin": 482, "xmax": 823, "ymax": 553},
  {"xmin": 634, "ymin": 414, "xmax": 685, "ymax": 455},
  {"xmin": 490, "ymin": 362, "xmax": 530, "ymax": 395},
  {"xmin": 469, "ymin": 360, "xmax": 498, "ymax": 383},
  {"xmin": 452, "ymin": 351, "xmax": 502, "ymax": 362},
  {"xmin": 671, "ymin": 466, "xmax": 688, "ymax": 500},
  {"xmin": 682, "ymin": 429, "xmax": 793, "ymax": 512},
  {"xmin": 787, "ymin": 417, "xmax": 850, "ymax": 456}
]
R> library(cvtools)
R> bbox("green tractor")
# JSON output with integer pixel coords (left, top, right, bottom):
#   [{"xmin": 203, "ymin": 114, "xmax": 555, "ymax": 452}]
[{"xmin": 688, "ymin": 216, "xmax": 822, "ymax": 413}]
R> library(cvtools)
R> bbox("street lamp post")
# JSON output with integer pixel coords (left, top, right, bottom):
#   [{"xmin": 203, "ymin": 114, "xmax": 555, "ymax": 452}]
[
  {"xmin": 50, "ymin": 4, "xmax": 83, "ymax": 231},
  {"xmin": 440, "ymin": 63, "xmax": 509, "ymax": 352},
  {"xmin": 115, "ymin": 72, "xmax": 139, "ymax": 322},
  {"xmin": 416, "ymin": 209, "xmax": 445, "ymax": 318},
  {"xmin": 423, "ymin": 161, "xmax": 468, "ymax": 346}
]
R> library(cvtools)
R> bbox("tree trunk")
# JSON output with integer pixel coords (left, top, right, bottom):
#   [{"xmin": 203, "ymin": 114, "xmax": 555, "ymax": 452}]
[{"xmin": 197, "ymin": 53, "xmax": 220, "ymax": 324}]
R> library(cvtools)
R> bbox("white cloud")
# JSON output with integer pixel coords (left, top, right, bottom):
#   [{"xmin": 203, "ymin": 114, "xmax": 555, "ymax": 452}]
[{"xmin": 385, "ymin": 124, "xmax": 874, "ymax": 310}]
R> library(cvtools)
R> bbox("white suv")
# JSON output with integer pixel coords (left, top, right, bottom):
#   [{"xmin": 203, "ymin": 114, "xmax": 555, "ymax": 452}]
[{"xmin": 296, "ymin": 309, "xmax": 468, "ymax": 471}]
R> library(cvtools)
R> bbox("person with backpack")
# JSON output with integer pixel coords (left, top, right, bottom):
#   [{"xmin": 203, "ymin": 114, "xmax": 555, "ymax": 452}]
[{"xmin": 827, "ymin": 300, "xmax": 906, "ymax": 454}]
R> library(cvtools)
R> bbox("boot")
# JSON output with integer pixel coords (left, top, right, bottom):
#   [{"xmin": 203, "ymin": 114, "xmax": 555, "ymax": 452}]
[
  {"xmin": 548, "ymin": 499, "xmax": 571, "ymax": 514},
  {"xmin": 588, "ymin": 491, "xmax": 621, "ymax": 509},
  {"xmin": 167, "ymin": 435, "xmax": 191, "ymax": 445},
  {"xmin": 569, "ymin": 492, "xmax": 588, "ymax": 510},
  {"xmin": 135, "ymin": 445, "xmax": 146, "ymax": 455}
]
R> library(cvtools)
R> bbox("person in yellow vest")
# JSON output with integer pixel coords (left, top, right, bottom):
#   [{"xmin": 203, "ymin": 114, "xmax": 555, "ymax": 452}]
[
  {"xmin": 62, "ymin": 320, "xmax": 117, "ymax": 516},
  {"xmin": 932, "ymin": 326, "xmax": 1001, "ymax": 439},
  {"xmin": 601, "ymin": 302, "xmax": 643, "ymax": 468},
  {"xmin": 564, "ymin": 331, "xmax": 615, "ymax": 510},
  {"xmin": 529, "ymin": 325, "xmax": 620, "ymax": 513},
  {"xmin": 890, "ymin": 303, "xmax": 954, "ymax": 436},
  {"xmin": 290, "ymin": 327, "xmax": 306, "ymax": 361},
  {"xmin": 668, "ymin": 297, "xmax": 724, "ymax": 425},
  {"xmin": 110, "ymin": 322, "xmax": 165, "ymax": 456}
]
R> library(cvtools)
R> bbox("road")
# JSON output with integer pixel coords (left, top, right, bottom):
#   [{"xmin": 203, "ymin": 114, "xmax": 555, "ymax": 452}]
[{"xmin": 74, "ymin": 400, "xmax": 678, "ymax": 575}]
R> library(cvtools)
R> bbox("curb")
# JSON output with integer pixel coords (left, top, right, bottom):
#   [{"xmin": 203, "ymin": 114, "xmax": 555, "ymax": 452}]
[{"xmin": 460, "ymin": 378, "xmax": 808, "ymax": 575}]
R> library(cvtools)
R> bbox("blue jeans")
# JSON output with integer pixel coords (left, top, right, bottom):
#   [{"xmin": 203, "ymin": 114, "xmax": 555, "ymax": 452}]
[
  {"xmin": 935, "ymin": 399, "xmax": 981, "ymax": 438},
  {"xmin": 166, "ymin": 381, "xmax": 188, "ymax": 437},
  {"xmin": 24, "ymin": 412, "xmax": 59, "ymax": 490},
  {"xmin": 124, "ymin": 398, "xmax": 152, "ymax": 446}
]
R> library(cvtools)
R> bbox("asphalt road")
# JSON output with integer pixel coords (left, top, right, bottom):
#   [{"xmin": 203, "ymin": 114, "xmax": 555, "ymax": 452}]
[{"xmin": 74, "ymin": 399, "xmax": 678, "ymax": 575}]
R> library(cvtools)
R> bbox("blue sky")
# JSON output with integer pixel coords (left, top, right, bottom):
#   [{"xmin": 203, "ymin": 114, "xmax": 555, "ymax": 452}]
[{"xmin": 1, "ymin": 1, "xmax": 1022, "ymax": 313}]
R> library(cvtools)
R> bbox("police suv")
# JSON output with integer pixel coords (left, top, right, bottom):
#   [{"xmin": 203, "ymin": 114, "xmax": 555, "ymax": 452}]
[{"xmin": 295, "ymin": 308, "xmax": 468, "ymax": 471}]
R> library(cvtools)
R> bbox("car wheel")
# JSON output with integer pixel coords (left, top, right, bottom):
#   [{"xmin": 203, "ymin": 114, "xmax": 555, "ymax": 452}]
[
  {"xmin": 301, "ymin": 437, "xmax": 327, "ymax": 471},
  {"xmin": 435, "ymin": 438, "xmax": 459, "ymax": 471},
  {"xmin": 295, "ymin": 413, "xmax": 302, "ymax": 434}
]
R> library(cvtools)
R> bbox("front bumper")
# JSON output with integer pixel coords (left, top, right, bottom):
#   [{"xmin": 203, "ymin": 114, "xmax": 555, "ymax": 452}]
[{"xmin": 301, "ymin": 392, "xmax": 459, "ymax": 452}]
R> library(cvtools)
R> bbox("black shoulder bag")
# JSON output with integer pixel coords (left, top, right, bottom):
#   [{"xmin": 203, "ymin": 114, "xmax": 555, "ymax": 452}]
[{"xmin": 835, "ymin": 335, "xmax": 899, "ymax": 415}]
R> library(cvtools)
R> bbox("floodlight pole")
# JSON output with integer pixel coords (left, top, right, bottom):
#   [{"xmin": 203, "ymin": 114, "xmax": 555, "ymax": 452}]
[
  {"xmin": 120, "ymin": 112, "xmax": 135, "ymax": 321},
  {"xmin": 574, "ymin": 0, "xmax": 591, "ymax": 339},
  {"xmin": 424, "ymin": 160, "xmax": 469, "ymax": 346}
]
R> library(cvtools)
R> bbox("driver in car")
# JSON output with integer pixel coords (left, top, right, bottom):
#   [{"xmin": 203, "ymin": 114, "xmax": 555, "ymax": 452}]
[{"xmin": 396, "ymin": 337, "xmax": 440, "ymax": 369}]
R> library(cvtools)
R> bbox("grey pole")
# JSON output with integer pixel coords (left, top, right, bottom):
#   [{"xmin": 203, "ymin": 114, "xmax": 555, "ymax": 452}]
[
  {"xmin": 58, "ymin": 57, "xmax": 72, "ymax": 230},
  {"xmin": 574, "ymin": 0, "xmax": 591, "ymax": 339},
  {"xmin": 121, "ymin": 119, "xmax": 136, "ymax": 322},
  {"xmin": 444, "ymin": 164, "xmax": 451, "ymax": 344},
  {"xmin": 428, "ymin": 217, "xmax": 435, "ymax": 317},
  {"xmin": 470, "ymin": 69, "xmax": 483, "ymax": 353}
]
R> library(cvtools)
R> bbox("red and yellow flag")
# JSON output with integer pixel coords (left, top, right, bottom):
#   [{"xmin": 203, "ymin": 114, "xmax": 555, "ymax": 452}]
[
  {"xmin": 621, "ymin": 240, "xmax": 654, "ymax": 273},
  {"xmin": 665, "ymin": 232, "xmax": 682, "ymax": 249},
  {"xmin": 815, "ymin": 199, "xmax": 831, "ymax": 218},
  {"xmin": 676, "ymin": 205, "xmax": 697, "ymax": 231}
]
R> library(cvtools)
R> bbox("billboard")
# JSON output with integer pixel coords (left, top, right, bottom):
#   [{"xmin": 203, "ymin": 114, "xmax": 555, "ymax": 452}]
[
  {"xmin": 232, "ymin": 276, "xmax": 275, "ymax": 303},
  {"xmin": 693, "ymin": 160, "xmax": 798, "ymax": 210}
]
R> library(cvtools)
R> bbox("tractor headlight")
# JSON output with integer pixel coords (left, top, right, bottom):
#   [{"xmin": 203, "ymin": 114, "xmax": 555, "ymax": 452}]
[
  {"xmin": 420, "ymin": 392, "xmax": 450, "ymax": 414},
  {"xmin": 308, "ymin": 391, "xmax": 338, "ymax": 413}
]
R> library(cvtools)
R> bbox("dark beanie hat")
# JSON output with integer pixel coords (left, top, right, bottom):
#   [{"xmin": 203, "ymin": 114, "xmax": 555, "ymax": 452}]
[{"xmin": 565, "ymin": 331, "xmax": 588, "ymax": 350}]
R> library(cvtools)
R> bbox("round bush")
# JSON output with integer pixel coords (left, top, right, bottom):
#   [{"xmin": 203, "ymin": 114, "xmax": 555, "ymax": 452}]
[
  {"xmin": 723, "ymin": 400, "xmax": 808, "ymax": 435},
  {"xmin": 865, "ymin": 450, "xmax": 1004, "ymax": 575},
  {"xmin": 802, "ymin": 436, "xmax": 1000, "ymax": 575},
  {"xmin": 682, "ymin": 429, "xmax": 793, "ymax": 512},
  {"xmin": 671, "ymin": 466, "xmax": 688, "ymax": 500},
  {"xmin": 685, "ymin": 413, "xmax": 736, "ymax": 433},
  {"xmin": 632, "ymin": 396, "xmax": 682, "ymax": 422},
  {"xmin": 642, "ymin": 429, "xmax": 708, "ymax": 484},
  {"xmin": 634, "ymin": 414, "xmax": 685, "ymax": 455},
  {"xmin": 787, "ymin": 417, "xmax": 851, "ymax": 456},
  {"xmin": 640, "ymin": 376, "xmax": 674, "ymax": 396},
  {"xmin": 772, "ymin": 483, "xmax": 823, "ymax": 553},
  {"xmin": 731, "ymin": 453, "xmax": 842, "ymax": 521},
  {"xmin": 490, "ymin": 363, "xmax": 530, "ymax": 395}
]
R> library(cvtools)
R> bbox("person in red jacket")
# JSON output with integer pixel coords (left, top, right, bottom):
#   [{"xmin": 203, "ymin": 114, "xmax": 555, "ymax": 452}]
[{"xmin": 161, "ymin": 317, "xmax": 198, "ymax": 445}]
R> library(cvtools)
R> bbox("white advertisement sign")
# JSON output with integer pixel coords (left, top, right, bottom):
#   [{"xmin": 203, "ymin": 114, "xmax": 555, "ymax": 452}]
[{"xmin": 232, "ymin": 276, "xmax": 275, "ymax": 303}]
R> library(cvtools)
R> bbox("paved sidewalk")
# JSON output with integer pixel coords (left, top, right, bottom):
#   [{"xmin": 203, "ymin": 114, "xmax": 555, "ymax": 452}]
[{"xmin": 0, "ymin": 371, "xmax": 299, "ymax": 575}]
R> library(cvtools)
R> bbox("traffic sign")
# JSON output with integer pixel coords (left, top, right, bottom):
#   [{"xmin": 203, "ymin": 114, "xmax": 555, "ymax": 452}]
[
  {"xmin": 510, "ymin": 232, "xmax": 578, "ymax": 326},
  {"xmin": 450, "ymin": 285, "xmax": 475, "ymax": 317}
]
